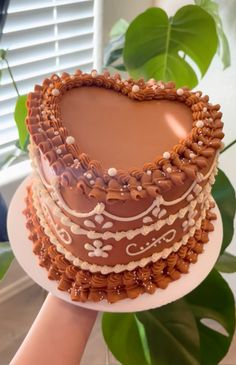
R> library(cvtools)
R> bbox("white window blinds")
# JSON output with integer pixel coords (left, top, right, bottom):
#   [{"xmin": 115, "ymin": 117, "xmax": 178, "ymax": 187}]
[{"xmin": 0, "ymin": 0, "xmax": 96, "ymax": 148}]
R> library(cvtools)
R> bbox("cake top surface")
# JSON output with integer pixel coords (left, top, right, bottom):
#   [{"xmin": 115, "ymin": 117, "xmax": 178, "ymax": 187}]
[
  {"xmin": 60, "ymin": 86, "xmax": 193, "ymax": 170},
  {"xmin": 26, "ymin": 69, "xmax": 224, "ymax": 202}
]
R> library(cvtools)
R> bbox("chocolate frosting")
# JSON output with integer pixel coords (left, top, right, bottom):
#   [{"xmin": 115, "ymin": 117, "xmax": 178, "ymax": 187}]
[{"xmin": 60, "ymin": 87, "xmax": 193, "ymax": 169}]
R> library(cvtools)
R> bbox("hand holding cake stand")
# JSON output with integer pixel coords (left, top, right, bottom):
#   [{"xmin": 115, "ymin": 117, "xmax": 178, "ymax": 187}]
[{"xmin": 7, "ymin": 176, "xmax": 222, "ymax": 313}]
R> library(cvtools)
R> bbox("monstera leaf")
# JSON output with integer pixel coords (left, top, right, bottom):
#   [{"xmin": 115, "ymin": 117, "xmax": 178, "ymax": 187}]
[
  {"xmin": 14, "ymin": 95, "xmax": 28, "ymax": 151},
  {"xmin": 102, "ymin": 270, "xmax": 235, "ymax": 365},
  {"xmin": 102, "ymin": 312, "xmax": 150, "ymax": 365},
  {"xmin": 212, "ymin": 169, "xmax": 236, "ymax": 253},
  {"xmin": 195, "ymin": 0, "xmax": 230, "ymax": 68},
  {"xmin": 215, "ymin": 252, "xmax": 236, "ymax": 273},
  {"xmin": 104, "ymin": 19, "xmax": 128, "ymax": 71},
  {"xmin": 123, "ymin": 6, "xmax": 218, "ymax": 88},
  {"xmin": 185, "ymin": 270, "xmax": 235, "ymax": 365}
]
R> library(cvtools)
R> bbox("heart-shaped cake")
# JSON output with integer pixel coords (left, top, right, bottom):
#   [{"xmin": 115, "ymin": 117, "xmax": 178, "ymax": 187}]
[{"xmin": 24, "ymin": 69, "xmax": 224, "ymax": 303}]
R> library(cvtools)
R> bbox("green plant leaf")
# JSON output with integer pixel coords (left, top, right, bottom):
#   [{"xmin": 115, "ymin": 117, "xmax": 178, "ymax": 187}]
[
  {"xmin": 194, "ymin": 0, "xmax": 230, "ymax": 68},
  {"xmin": 0, "ymin": 242, "xmax": 14, "ymax": 280},
  {"xmin": 102, "ymin": 313, "xmax": 150, "ymax": 365},
  {"xmin": 137, "ymin": 300, "xmax": 200, "ymax": 365},
  {"xmin": 103, "ymin": 271, "xmax": 235, "ymax": 365},
  {"xmin": 212, "ymin": 169, "xmax": 236, "ymax": 253},
  {"xmin": 104, "ymin": 19, "xmax": 128, "ymax": 70},
  {"xmin": 123, "ymin": 6, "xmax": 218, "ymax": 88},
  {"xmin": 185, "ymin": 269, "xmax": 235, "ymax": 365},
  {"xmin": 215, "ymin": 252, "xmax": 236, "ymax": 273},
  {"xmin": 0, "ymin": 49, "xmax": 7, "ymax": 60},
  {"xmin": 14, "ymin": 95, "xmax": 28, "ymax": 151},
  {"xmin": 109, "ymin": 18, "xmax": 129, "ymax": 38}
]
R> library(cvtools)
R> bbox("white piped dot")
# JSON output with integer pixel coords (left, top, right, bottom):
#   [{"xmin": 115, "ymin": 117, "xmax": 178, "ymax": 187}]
[
  {"xmin": 163, "ymin": 151, "xmax": 171, "ymax": 159},
  {"xmin": 166, "ymin": 167, "xmax": 172, "ymax": 173},
  {"xmin": 37, "ymin": 128, "xmax": 43, "ymax": 132},
  {"xmin": 53, "ymin": 75, "xmax": 58, "ymax": 80},
  {"xmin": 203, "ymin": 107, "xmax": 207, "ymax": 112},
  {"xmin": 90, "ymin": 180, "xmax": 95, "ymax": 185},
  {"xmin": 198, "ymin": 141, "xmax": 203, "ymax": 146},
  {"xmin": 132, "ymin": 85, "xmax": 140, "ymax": 93},
  {"xmin": 189, "ymin": 219, "xmax": 195, "ymax": 226},
  {"xmin": 195, "ymin": 92, "xmax": 200, "ymax": 98},
  {"xmin": 108, "ymin": 167, "xmax": 117, "ymax": 177},
  {"xmin": 176, "ymin": 88, "xmax": 184, "ymax": 96},
  {"xmin": 86, "ymin": 173, "xmax": 93, "ymax": 180},
  {"xmin": 189, "ymin": 153, "xmax": 195, "ymax": 159},
  {"xmin": 54, "ymin": 131, "xmax": 59, "ymax": 136},
  {"xmin": 66, "ymin": 136, "xmax": 75, "ymax": 145},
  {"xmin": 91, "ymin": 70, "xmax": 97, "ymax": 78},
  {"xmin": 137, "ymin": 185, "xmax": 142, "ymax": 191},
  {"xmin": 146, "ymin": 170, "xmax": 152, "ymax": 176},
  {"xmin": 196, "ymin": 120, "xmax": 204, "ymax": 128},
  {"xmin": 74, "ymin": 159, "xmax": 79, "ymax": 163},
  {"xmin": 51, "ymin": 88, "xmax": 60, "ymax": 96},
  {"xmin": 56, "ymin": 148, "xmax": 62, "ymax": 154}
]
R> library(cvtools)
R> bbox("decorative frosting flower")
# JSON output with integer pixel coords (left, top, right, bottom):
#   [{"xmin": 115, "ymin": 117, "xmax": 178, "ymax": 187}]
[{"xmin": 84, "ymin": 240, "xmax": 112, "ymax": 258}]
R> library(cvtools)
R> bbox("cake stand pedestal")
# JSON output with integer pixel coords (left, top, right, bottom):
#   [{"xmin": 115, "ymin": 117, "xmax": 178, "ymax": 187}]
[{"xmin": 7, "ymin": 176, "xmax": 223, "ymax": 313}]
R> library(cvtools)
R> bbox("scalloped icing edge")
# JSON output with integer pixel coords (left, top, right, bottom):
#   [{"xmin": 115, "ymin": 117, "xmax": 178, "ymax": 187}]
[
  {"xmin": 26, "ymin": 69, "xmax": 224, "ymax": 203},
  {"xmin": 30, "ymin": 183, "xmax": 211, "ymax": 274}
]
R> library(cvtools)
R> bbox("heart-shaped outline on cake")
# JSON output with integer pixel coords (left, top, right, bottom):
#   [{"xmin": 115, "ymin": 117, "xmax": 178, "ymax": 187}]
[{"xmin": 26, "ymin": 69, "xmax": 223, "ymax": 204}]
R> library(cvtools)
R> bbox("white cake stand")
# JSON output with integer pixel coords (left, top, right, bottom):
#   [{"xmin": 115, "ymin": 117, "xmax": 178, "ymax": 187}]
[{"xmin": 7, "ymin": 176, "xmax": 223, "ymax": 313}]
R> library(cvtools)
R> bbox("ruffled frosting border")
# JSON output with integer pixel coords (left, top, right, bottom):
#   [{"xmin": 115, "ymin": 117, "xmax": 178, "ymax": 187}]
[{"xmin": 26, "ymin": 69, "xmax": 224, "ymax": 202}]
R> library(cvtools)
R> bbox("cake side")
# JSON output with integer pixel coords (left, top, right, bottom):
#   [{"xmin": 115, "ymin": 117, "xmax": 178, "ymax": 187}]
[
  {"xmin": 28, "ymin": 157, "xmax": 217, "ymax": 273},
  {"xmin": 24, "ymin": 186, "xmax": 216, "ymax": 303}
]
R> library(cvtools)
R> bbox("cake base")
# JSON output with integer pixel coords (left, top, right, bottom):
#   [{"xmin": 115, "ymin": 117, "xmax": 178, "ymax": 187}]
[{"xmin": 7, "ymin": 176, "xmax": 223, "ymax": 312}]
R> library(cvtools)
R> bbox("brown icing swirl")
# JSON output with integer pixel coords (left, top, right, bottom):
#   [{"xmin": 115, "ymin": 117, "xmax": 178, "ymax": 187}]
[
  {"xmin": 107, "ymin": 273, "xmax": 123, "ymax": 288},
  {"xmin": 91, "ymin": 273, "xmax": 107, "ymax": 288},
  {"xmin": 75, "ymin": 270, "xmax": 92, "ymax": 286}
]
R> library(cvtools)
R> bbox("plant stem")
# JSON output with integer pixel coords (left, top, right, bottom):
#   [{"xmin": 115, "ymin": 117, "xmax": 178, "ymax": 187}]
[
  {"xmin": 220, "ymin": 139, "xmax": 236, "ymax": 154},
  {"xmin": 4, "ymin": 58, "xmax": 20, "ymax": 97}
]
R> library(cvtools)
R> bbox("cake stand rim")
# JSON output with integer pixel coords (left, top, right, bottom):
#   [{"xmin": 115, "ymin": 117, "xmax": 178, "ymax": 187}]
[{"xmin": 7, "ymin": 175, "xmax": 223, "ymax": 313}]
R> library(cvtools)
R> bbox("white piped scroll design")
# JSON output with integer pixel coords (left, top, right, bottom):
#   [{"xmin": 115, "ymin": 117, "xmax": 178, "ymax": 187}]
[
  {"xmin": 84, "ymin": 215, "xmax": 113, "ymax": 229},
  {"xmin": 41, "ymin": 202, "xmax": 72, "ymax": 245},
  {"xmin": 32, "ymin": 183, "xmax": 209, "ymax": 274},
  {"xmin": 34, "ymin": 146, "xmax": 218, "ymax": 224},
  {"xmin": 126, "ymin": 229, "xmax": 176, "ymax": 257},
  {"xmin": 33, "ymin": 176, "xmax": 212, "ymax": 242}
]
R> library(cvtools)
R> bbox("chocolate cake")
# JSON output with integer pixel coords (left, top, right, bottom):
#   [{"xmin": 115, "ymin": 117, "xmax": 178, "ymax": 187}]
[{"xmin": 23, "ymin": 69, "xmax": 224, "ymax": 303}]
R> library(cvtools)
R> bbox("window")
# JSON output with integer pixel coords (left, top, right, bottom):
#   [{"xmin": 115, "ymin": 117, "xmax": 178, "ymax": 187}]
[{"xmin": 0, "ymin": 0, "xmax": 100, "ymax": 151}]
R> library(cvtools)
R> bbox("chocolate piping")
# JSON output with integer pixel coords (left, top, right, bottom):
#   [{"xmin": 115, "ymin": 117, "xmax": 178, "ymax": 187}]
[{"xmin": 26, "ymin": 70, "xmax": 224, "ymax": 202}]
